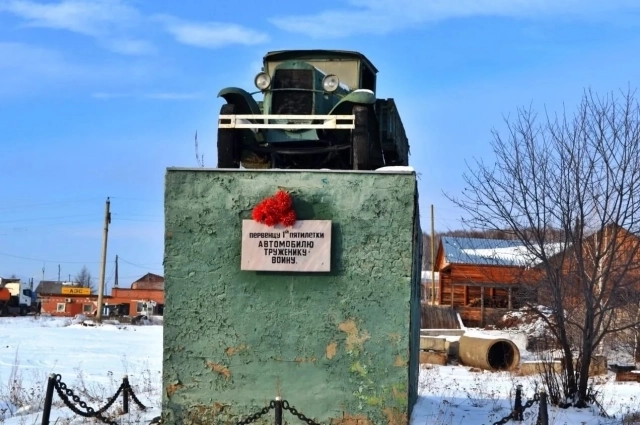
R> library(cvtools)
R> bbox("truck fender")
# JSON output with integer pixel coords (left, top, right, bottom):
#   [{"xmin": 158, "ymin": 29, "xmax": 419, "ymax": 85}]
[
  {"xmin": 329, "ymin": 89, "xmax": 376, "ymax": 116},
  {"xmin": 217, "ymin": 87, "xmax": 262, "ymax": 116}
]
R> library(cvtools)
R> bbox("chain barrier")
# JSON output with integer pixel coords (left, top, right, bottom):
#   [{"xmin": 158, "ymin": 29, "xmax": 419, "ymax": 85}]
[
  {"xmin": 43, "ymin": 374, "xmax": 147, "ymax": 425},
  {"xmin": 236, "ymin": 400, "xmax": 276, "ymax": 425},
  {"xmin": 235, "ymin": 399, "xmax": 322, "ymax": 425},
  {"xmin": 127, "ymin": 384, "xmax": 148, "ymax": 410},
  {"xmin": 282, "ymin": 400, "xmax": 323, "ymax": 425},
  {"xmin": 492, "ymin": 391, "xmax": 540, "ymax": 425},
  {"xmin": 53, "ymin": 375, "xmax": 120, "ymax": 425}
]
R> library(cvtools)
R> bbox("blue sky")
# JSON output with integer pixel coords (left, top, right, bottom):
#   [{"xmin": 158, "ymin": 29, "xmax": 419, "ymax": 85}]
[{"xmin": 1, "ymin": 0, "xmax": 639, "ymax": 286}]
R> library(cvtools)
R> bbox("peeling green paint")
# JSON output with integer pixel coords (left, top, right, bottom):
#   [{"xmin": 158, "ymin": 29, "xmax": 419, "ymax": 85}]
[{"xmin": 162, "ymin": 169, "xmax": 422, "ymax": 424}]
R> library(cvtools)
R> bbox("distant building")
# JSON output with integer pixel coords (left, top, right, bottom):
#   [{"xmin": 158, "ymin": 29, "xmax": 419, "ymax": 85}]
[
  {"xmin": 37, "ymin": 273, "xmax": 164, "ymax": 318},
  {"xmin": 35, "ymin": 280, "xmax": 83, "ymax": 295},
  {"xmin": 111, "ymin": 273, "xmax": 164, "ymax": 316}
]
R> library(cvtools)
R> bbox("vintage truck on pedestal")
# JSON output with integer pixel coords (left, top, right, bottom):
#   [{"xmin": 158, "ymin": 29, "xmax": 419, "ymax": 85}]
[{"xmin": 216, "ymin": 50, "xmax": 410, "ymax": 170}]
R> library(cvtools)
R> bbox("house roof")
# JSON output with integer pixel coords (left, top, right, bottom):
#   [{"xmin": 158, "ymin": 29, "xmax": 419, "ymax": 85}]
[
  {"xmin": 441, "ymin": 237, "xmax": 533, "ymax": 267},
  {"xmin": 130, "ymin": 273, "xmax": 164, "ymax": 290},
  {"xmin": 35, "ymin": 281, "xmax": 64, "ymax": 294},
  {"xmin": 440, "ymin": 236, "xmax": 568, "ymax": 268}
]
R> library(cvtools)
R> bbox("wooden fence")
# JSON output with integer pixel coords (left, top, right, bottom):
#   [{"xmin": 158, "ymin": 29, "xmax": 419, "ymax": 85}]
[
  {"xmin": 456, "ymin": 306, "xmax": 509, "ymax": 328},
  {"xmin": 421, "ymin": 303, "xmax": 460, "ymax": 329}
]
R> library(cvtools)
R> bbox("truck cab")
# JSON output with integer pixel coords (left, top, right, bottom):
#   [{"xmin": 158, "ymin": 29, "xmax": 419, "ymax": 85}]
[
  {"xmin": 217, "ymin": 50, "xmax": 409, "ymax": 170},
  {"xmin": 0, "ymin": 278, "xmax": 32, "ymax": 316}
]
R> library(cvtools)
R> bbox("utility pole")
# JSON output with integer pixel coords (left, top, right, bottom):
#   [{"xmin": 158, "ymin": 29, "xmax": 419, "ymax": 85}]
[
  {"xmin": 114, "ymin": 255, "xmax": 119, "ymax": 288},
  {"xmin": 57, "ymin": 265, "xmax": 60, "ymax": 283},
  {"xmin": 96, "ymin": 197, "xmax": 111, "ymax": 322},
  {"xmin": 431, "ymin": 204, "xmax": 435, "ymax": 305}
]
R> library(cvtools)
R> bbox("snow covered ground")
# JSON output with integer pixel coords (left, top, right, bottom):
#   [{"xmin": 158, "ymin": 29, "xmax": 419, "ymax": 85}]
[
  {"xmin": 0, "ymin": 316, "xmax": 637, "ymax": 424},
  {"xmin": 0, "ymin": 315, "xmax": 162, "ymax": 424}
]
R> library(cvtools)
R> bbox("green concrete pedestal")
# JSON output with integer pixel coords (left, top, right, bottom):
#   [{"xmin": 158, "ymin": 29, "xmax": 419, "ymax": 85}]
[{"xmin": 163, "ymin": 169, "xmax": 422, "ymax": 425}]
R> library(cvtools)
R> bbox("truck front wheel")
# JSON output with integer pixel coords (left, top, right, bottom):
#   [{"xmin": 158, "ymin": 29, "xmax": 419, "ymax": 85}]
[
  {"xmin": 352, "ymin": 105, "xmax": 371, "ymax": 170},
  {"xmin": 217, "ymin": 104, "xmax": 241, "ymax": 168}
]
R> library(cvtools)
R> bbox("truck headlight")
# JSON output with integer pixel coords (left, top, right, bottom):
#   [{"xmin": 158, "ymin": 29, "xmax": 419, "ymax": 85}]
[
  {"xmin": 254, "ymin": 72, "xmax": 271, "ymax": 90},
  {"xmin": 322, "ymin": 74, "xmax": 340, "ymax": 92}
]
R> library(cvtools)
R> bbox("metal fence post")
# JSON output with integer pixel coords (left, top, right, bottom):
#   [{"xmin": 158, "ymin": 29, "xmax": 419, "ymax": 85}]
[
  {"xmin": 537, "ymin": 390, "xmax": 548, "ymax": 425},
  {"xmin": 513, "ymin": 384, "xmax": 523, "ymax": 421},
  {"xmin": 275, "ymin": 396, "xmax": 282, "ymax": 425},
  {"xmin": 122, "ymin": 375, "xmax": 130, "ymax": 414},
  {"xmin": 41, "ymin": 373, "xmax": 56, "ymax": 425}
]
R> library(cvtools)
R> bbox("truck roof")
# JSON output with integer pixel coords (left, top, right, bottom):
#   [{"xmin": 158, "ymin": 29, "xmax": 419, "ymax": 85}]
[
  {"xmin": 0, "ymin": 277, "xmax": 20, "ymax": 286},
  {"xmin": 264, "ymin": 50, "xmax": 378, "ymax": 74}
]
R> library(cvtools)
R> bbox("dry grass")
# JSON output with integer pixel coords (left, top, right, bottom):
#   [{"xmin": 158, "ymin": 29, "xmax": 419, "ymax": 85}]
[{"xmin": 0, "ymin": 348, "xmax": 160, "ymax": 425}]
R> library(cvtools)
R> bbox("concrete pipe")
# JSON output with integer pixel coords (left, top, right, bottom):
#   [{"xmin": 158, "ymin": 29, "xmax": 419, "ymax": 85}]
[{"xmin": 458, "ymin": 335, "xmax": 520, "ymax": 371}]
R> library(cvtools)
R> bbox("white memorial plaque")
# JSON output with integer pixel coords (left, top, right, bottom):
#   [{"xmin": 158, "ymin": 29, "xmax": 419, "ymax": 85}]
[{"xmin": 241, "ymin": 220, "xmax": 332, "ymax": 272}]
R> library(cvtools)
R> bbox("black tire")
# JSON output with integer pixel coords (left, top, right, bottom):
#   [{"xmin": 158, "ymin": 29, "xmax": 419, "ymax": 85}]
[
  {"xmin": 19, "ymin": 306, "xmax": 26, "ymax": 316},
  {"xmin": 217, "ymin": 104, "xmax": 241, "ymax": 168},
  {"xmin": 352, "ymin": 105, "xmax": 371, "ymax": 170}
]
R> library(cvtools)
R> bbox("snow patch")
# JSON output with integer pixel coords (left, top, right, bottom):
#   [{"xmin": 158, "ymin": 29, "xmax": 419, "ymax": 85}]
[{"xmin": 376, "ymin": 166, "xmax": 415, "ymax": 172}]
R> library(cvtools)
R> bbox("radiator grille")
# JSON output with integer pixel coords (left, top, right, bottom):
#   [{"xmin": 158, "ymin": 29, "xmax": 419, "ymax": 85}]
[{"xmin": 271, "ymin": 69, "xmax": 313, "ymax": 117}]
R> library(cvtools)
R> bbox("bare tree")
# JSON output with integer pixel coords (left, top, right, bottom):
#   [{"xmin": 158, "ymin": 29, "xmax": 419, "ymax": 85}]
[
  {"xmin": 75, "ymin": 266, "xmax": 96, "ymax": 294},
  {"xmin": 448, "ymin": 87, "xmax": 640, "ymax": 407}
]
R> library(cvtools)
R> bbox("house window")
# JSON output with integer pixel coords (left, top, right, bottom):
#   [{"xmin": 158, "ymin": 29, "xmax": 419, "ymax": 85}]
[
  {"xmin": 56, "ymin": 303, "xmax": 65, "ymax": 312},
  {"xmin": 83, "ymin": 304, "xmax": 93, "ymax": 313}
]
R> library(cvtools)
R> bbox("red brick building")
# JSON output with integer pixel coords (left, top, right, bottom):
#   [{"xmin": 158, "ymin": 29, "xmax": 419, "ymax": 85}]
[{"xmin": 36, "ymin": 273, "xmax": 164, "ymax": 317}]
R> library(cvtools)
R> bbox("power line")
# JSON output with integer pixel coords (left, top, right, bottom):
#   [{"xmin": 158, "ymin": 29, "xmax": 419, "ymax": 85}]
[
  {"xmin": 110, "ymin": 197, "xmax": 163, "ymax": 203},
  {"xmin": 0, "ymin": 214, "xmax": 98, "ymax": 223},
  {"xmin": 0, "ymin": 198, "xmax": 103, "ymax": 212},
  {"xmin": 118, "ymin": 257, "xmax": 163, "ymax": 270},
  {"xmin": 0, "ymin": 214, "xmax": 163, "ymax": 232},
  {"xmin": 112, "ymin": 213, "xmax": 163, "ymax": 218},
  {"xmin": 105, "ymin": 263, "xmax": 116, "ymax": 286},
  {"xmin": 0, "ymin": 251, "xmax": 103, "ymax": 264},
  {"xmin": 113, "ymin": 218, "xmax": 163, "ymax": 223},
  {"xmin": 0, "ymin": 219, "xmax": 101, "ymax": 232},
  {"xmin": 117, "ymin": 274, "xmax": 161, "ymax": 280}
]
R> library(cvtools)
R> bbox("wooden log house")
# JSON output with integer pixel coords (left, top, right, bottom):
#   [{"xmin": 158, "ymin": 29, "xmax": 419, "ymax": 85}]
[
  {"xmin": 434, "ymin": 237, "xmax": 536, "ymax": 327},
  {"xmin": 433, "ymin": 225, "xmax": 640, "ymax": 328}
]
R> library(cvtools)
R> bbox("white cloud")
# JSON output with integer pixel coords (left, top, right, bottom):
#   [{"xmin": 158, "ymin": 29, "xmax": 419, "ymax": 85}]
[
  {"xmin": 0, "ymin": 1, "xmax": 270, "ymax": 53},
  {"xmin": 0, "ymin": 42, "xmax": 85, "ymax": 94},
  {"xmin": 270, "ymin": 0, "xmax": 640, "ymax": 38},
  {"xmin": 0, "ymin": 42, "xmax": 158, "ymax": 100},
  {"xmin": 155, "ymin": 15, "xmax": 269, "ymax": 49},
  {"xmin": 0, "ymin": 0, "xmax": 139, "ymax": 36},
  {"xmin": 0, "ymin": 0, "xmax": 156, "ymax": 55}
]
